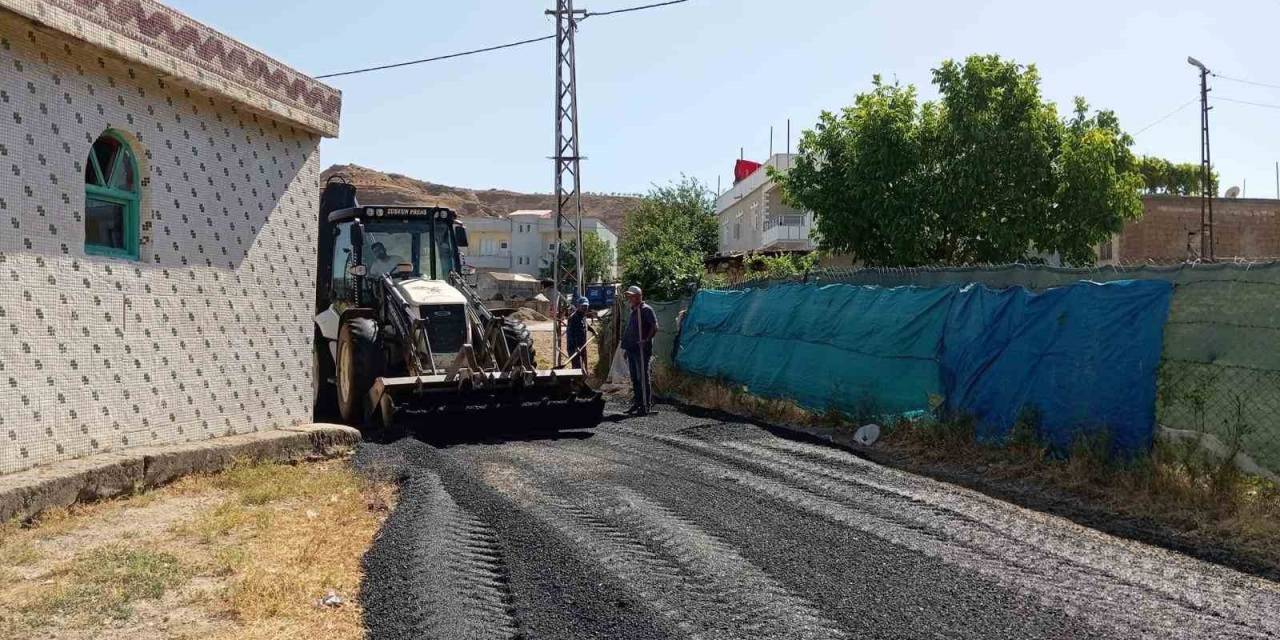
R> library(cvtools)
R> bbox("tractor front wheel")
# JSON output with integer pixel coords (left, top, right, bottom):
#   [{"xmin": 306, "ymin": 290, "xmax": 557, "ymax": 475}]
[{"xmin": 336, "ymin": 317, "xmax": 383, "ymax": 426}]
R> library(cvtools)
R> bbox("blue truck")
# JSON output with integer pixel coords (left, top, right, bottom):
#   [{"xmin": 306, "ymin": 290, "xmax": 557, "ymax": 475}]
[{"xmin": 585, "ymin": 283, "xmax": 617, "ymax": 310}]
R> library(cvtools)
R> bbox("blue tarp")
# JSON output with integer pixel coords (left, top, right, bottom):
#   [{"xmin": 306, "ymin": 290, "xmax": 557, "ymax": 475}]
[
  {"xmin": 676, "ymin": 284, "xmax": 954, "ymax": 416},
  {"xmin": 675, "ymin": 280, "xmax": 1173, "ymax": 457}
]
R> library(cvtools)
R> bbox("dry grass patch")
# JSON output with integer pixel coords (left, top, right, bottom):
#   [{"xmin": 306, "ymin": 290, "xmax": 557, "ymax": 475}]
[{"xmin": 0, "ymin": 459, "xmax": 396, "ymax": 640}]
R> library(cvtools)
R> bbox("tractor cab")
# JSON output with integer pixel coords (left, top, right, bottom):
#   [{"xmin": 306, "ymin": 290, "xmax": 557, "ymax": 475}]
[{"xmin": 324, "ymin": 206, "xmax": 468, "ymax": 307}]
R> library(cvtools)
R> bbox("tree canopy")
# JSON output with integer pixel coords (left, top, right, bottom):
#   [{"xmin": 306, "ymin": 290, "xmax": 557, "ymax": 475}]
[
  {"xmin": 618, "ymin": 177, "xmax": 718, "ymax": 300},
  {"xmin": 776, "ymin": 54, "xmax": 1145, "ymax": 267},
  {"xmin": 1137, "ymin": 156, "xmax": 1217, "ymax": 196},
  {"xmin": 541, "ymin": 232, "xmax": 615, "ymax": 291}
]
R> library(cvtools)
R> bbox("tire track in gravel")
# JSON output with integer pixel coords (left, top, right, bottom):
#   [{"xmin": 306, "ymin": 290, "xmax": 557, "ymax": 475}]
[
  {"xmin": 477, "ymin": 454, "xmax": 847, "ymax": 640},
  {"xmin": 362, "ymin": 470, "xmax": 521, "ymax": 640},
  {"xmin": 738, "ymin": 437, "xmax": 1280, "ymax": 629},
  {"xmin": 600, "ymin": 427, "xmax": 1272, "ymax": 639}
]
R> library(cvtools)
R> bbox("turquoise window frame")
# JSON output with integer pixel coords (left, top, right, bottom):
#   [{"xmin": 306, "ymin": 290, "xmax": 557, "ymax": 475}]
[{"xmin": 83, "ymin": 130, "xmax": 140, "ymax": 260}]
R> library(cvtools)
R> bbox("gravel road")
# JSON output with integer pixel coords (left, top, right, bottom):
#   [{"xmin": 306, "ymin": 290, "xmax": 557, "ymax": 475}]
[{"xmin": 355, "ymin": 402, "xmax": 1280, "ymax": 640}]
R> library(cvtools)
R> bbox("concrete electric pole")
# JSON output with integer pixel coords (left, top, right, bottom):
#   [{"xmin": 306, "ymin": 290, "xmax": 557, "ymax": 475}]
[
  {"xmin": 547, "ymin": 0, "xmax": 588, "ymax": 367},
  {"xmin": 1188, "ymin": 56, "xmax": 1214, "ymax": 261}
]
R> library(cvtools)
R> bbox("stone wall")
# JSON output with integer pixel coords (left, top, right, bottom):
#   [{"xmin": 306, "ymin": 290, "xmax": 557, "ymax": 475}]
[{"xmin": 0, "ymin": 13, "xmax": 321, "ymax": 474}]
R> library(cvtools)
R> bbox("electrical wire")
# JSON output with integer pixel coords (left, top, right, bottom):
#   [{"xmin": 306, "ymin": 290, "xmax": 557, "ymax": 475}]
[
  {"xmin": 315, "ymin": 35, "xmax": 555, "ymax": 79},
  {"xmin": 1211, "ymin": 72, "xmax": 1280, "ymax": 91},
  {"xmin": 584, "ymin": 0, "xmax": 688, "ymax": 18},
  {"xmin": 1131, "ymin": 99, "xmax": 1198, "ymax": 136},
  {"xmin": 1213, "ymin": 95, "xmax": 1280, "ymax": 110},
  {"xmin": 315, "ymin": 0, "xmax": 691, "ymax": 80}
]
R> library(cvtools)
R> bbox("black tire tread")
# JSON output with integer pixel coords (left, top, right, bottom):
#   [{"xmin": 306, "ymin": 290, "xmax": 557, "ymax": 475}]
[{"xmin": 337, "ymin": 317, "xmax": 384, "ymax": 426}]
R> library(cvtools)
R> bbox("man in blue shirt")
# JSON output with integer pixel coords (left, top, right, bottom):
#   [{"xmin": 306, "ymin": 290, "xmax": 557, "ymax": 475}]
[{"xmin": 621, "ymin": 285, "xmax": 659, "ymax": 415}]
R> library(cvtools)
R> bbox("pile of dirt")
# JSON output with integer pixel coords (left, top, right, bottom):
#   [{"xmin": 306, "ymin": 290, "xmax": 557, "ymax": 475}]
[
  {"xmin": 509, "ymin": 307, "xmax": 550, "ymax": 322},
  {"xmin": 321, "ymin": 164, "xmax": 641, "ymax": 240}
]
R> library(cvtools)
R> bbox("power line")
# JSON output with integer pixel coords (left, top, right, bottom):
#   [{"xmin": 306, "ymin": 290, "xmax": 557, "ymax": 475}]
[
  {"xmin": 1211, "ymin": 72, "xmax": 1280, "ymax": 91},
  {"xmin": 315, "ymin": 0, "xmax": 690, "ymax": 80},
  {"xmin": 315, "ymin": 35, "xmax": 554, "ymax": 79},
  {"xmin": 584, "ymin": 0, "xmax": 688, "ymax": 18},
  {"xmin": 1132, "ymin": 99, "xmax": 1198, "ymax": 136},
  {"xmin": 1214, "ymin": 95, "xmax": 1280, "ymax": 110}
]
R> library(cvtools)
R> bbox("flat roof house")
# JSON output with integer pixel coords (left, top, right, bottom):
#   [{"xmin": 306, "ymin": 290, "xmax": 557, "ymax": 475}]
[
  {"xmin": 715, "ymin": 154, "xmax": 815, "ymax": 254},
  {"xmin": 0, "ymin": 0, "xmax": 340, "ymax": 473},
  {"xmin": 461, "ymin": 210, "xmax": 618, "ymax": 280}
]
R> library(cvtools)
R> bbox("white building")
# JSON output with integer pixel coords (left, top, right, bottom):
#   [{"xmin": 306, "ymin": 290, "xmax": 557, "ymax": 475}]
[
  {"xmin": 0, "ymin": 0, "xmax": 339, "ymax": 474},
  {"xmin": 716, "ymin": 154, "xmax": 816, "ymax": 254},
  {"xmin": 461, "ymin": 211, "xmax": 618, "ymax": 280}
]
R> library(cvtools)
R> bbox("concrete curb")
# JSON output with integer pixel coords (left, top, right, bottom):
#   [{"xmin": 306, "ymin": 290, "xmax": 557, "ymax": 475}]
[{"xmin": 0, "ymin": 424, "xmax": 362, "ymax": 524}]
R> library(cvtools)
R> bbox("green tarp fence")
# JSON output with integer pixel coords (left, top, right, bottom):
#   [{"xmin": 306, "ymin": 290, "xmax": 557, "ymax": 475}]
[
  {"xmin": 676, "ymin": 281, "xmax": 1173, "ymax": 458},
  {"xmin": 714, "ymin": 262, "xmax": 1280, "ymax": 473}
]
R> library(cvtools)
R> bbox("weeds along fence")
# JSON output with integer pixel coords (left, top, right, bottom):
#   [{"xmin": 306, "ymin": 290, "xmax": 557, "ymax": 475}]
[{"xmin": 695, "ymin": 261, "xmax": 1280, "ymax": 474}]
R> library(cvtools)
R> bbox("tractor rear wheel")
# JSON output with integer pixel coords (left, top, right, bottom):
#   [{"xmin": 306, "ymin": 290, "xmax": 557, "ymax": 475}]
[{"xmin": 336, "ymin": 317, "xmax": 383, "ymax": 426}]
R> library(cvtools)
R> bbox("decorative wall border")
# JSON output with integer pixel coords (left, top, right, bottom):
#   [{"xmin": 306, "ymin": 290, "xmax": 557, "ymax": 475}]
[{"xmin": 1, "ymin": 0, "xmax": 341, "ymax": 137}]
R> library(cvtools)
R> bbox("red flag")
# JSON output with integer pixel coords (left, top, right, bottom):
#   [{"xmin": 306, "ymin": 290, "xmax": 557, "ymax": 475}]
[{"xmin": 734, "ymin": 159, "xmax": 763, "ymax": 184}]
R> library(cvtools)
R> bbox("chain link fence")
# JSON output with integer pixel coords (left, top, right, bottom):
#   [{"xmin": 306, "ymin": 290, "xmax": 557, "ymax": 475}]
[{"xmin": 704, "ymin": 261, "xmax": 1280, "ymax": 474}]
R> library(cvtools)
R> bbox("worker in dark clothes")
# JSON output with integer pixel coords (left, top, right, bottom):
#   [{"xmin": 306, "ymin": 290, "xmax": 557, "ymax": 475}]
[
  {"xmin": 566, "ymin": 295, "xmax": 592, "ymax": 371},
  {"xmin": 621, "ymin": 285, "xmax": 659, "ymax": 415}
]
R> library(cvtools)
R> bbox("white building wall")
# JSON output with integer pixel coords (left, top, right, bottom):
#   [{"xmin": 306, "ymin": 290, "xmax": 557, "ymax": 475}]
[
  {"xmin": 508, "ymin": 212, "xmax": 544, "ymax": 275},
  {"xmin": 460, "ymin": 213, "xmax": 619, "ymax": 280},
  {"xmin": 0, "ymin": 15, "xmax": 322, "ymax": 473},
  {"xmin": 715, "ymin": 153, "xmax": 814, "ymax": 253}
]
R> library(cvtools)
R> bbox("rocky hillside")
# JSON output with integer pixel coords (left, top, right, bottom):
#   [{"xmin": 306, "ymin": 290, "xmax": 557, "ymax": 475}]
[{"xmin": 321, "ymin": 164, "xmax": 640, "ymax": 238}]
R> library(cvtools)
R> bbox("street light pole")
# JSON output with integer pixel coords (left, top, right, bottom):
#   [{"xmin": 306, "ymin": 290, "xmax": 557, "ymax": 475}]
[{"xmin": 1188, "ymin": 56, "xmax": 1214, "ymax": 261}]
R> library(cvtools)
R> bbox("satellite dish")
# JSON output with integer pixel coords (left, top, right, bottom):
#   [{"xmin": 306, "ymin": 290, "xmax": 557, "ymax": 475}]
[{"xmin": 1225, "ymin": 186, "xmax": 1241, "ymax": 198}]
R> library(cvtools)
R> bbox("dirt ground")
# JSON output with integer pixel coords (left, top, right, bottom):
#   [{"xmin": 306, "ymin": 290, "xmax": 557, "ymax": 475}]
[
  {"xmin": 0, "ymin": 459, "xmax": 396, "ymax": 640},
  {"xmin": 530, "ymin": 320, "xmax": 607, "ymax": 372}
]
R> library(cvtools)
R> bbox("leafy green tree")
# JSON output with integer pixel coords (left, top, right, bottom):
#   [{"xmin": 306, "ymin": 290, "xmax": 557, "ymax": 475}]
[
  {"xmin": 776, "ymin": 54, "xmax": 1145, "ymax": 267},
  {"xmin": 1137, "ymin": 155, "xmax": 1217, "ymax": 195},
  {"xmin": 743, "ymin": 251, "xmax": 821, "ymax": 280},
  {"xmin": 618, "ymin": 177, "xmax": 718, "ymax": 300},
  {"xmin": 540, "ymin": 232, "xmax": 615, "ymax": 291}
]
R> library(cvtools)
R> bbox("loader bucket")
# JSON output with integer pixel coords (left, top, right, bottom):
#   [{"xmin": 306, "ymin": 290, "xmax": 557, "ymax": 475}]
[{"xmin": 367, "ymin": 369, "xmax": 604, "ymax": 433}]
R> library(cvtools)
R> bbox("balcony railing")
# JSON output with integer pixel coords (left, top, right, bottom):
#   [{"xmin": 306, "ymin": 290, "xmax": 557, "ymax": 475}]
[
  {"xmin": 762, "ymin": 222, "xmax": 813, "ymax": 249},
  {"xmin": 463, "ymin": 253, "xmax": 512, "ymax": 270}
]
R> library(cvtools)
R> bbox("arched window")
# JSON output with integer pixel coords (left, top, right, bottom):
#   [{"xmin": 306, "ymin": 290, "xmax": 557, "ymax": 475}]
[{"xmin": 84, "ymin": 130, "xmax": 140, "ymax": 259}]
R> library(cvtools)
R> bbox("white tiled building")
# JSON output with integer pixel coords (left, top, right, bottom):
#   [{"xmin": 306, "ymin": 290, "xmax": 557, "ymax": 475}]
[
  {"xmin": 716, "ymin": 154, "xmax": 816, "ymax": 254},
  {"xmin": 0, "ymin": 0, "xmax": 340, "ymax": 474},
  {"xmin": 461, "ymin": 210, "xmax": 618, "ymax": 280}
]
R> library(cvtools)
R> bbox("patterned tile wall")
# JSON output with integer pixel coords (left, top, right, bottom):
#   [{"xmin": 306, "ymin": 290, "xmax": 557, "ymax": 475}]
[{"xmin": 0, "ymin": 14, "xmax": 321, "ymax": 474}]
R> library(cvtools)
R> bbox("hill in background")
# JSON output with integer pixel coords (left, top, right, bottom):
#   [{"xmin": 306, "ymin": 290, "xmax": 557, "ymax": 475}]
[{"xmin": 321, "ymin": 164, "xmax": 641, "ymax": 238}]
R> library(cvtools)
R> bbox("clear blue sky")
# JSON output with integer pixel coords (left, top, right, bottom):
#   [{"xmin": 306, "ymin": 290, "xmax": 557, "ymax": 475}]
[{"xmin": 171, "ymin": 0, "xmax": 1280, "ymax": 198}]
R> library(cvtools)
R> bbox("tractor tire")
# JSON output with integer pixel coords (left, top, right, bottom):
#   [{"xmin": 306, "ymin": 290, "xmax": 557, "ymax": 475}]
[
  {"xmin": 501, "ymin": 317, "xmax": 535, "ymax": 365},
  {"xmin": 336, "ymin": 317, "xmax": 384, "ymax": 426},
  {"xmin": 312, "ymin": 327, "xmax": 339, "ymax": 421}
]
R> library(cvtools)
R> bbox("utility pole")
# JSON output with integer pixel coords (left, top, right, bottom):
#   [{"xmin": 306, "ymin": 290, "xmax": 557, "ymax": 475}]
[
  {"xmin": 1188, "ymin": 56, "xmax": 1214, "ymax": 261},
  {"xmin": 547, "ymin": 0, "xmax": 587, "ymax": 367}
]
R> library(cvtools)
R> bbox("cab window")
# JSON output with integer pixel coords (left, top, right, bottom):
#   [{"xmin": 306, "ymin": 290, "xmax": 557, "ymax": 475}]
[{"xmin": 331, "ymin": 222, "xmax": 353, "ymax": 299}]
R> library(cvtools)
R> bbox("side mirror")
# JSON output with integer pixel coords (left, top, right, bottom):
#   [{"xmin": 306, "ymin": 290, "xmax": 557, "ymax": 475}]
[
  {"xmin": 348, "ymin": 264, "xmax": 367, "ymax": 277},
  {"xmin": 454, "ymin": 225, "xmax": 469, "ymax": 248}
]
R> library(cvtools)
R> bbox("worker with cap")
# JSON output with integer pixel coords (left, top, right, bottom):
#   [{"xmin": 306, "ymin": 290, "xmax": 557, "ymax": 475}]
[
  {"xmin": 621, "ymin": 285, "xmax": 659, "ymax": 415},
  {"xmin": 566, "ymin": 295, "xmax": 592, "ymax": 371}
]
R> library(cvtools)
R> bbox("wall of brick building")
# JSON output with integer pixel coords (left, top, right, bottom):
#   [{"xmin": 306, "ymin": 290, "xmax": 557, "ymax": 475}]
[
  {"xmin": 0, "ymin": 15, "xmax": 321, "ymax": 474},
  {"xmin": 1119, "ymin": 195, "xmax": 1280, "ymax": 263}
]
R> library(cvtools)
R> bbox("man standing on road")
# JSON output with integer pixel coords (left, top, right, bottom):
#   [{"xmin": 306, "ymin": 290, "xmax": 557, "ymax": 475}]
[{"xmin": 621, "ymin": 285, "xmax": 658, "ymax": 415}]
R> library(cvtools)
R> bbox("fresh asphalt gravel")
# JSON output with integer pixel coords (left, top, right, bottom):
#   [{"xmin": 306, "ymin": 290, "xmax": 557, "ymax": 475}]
[{"xmin": 355, "ymin": 402, "xmax": 1280, "ymax": 640}]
